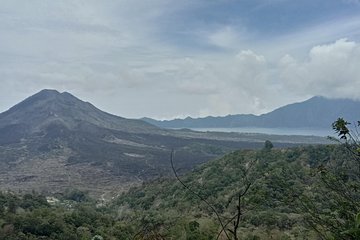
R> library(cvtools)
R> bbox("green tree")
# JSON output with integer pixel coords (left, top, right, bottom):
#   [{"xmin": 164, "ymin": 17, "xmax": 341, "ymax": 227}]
[
  {"xmin": 170, "ymin": 150, "xmax": 256, "ymax": 240},
  {"xmin": 264, "ymin": 140, "xmax": 274, "ymax": 151},
  {"xmin": 298, "ymin": 118, "xmax": 360, "ymax": 239}
]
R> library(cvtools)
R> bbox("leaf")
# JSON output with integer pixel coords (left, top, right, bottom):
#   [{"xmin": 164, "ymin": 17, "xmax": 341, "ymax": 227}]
[
  {"xmin": 332, "ymin": 118, "xmax": 350, "ymax": 140},
  {"xmin": 355, "ymin": 213, "xmax": 360, "ymax": 229}
]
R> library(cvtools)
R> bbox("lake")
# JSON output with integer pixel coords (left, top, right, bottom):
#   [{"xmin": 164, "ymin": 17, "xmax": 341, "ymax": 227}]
[{"xmin": 188, "ymin": 127, "xmax": 335, "ymax": 137}]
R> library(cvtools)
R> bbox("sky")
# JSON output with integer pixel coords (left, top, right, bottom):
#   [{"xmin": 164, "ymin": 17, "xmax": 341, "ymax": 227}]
[{"xmin": 1, "ymin": 0, "xmax": 360, "ymax": 119}]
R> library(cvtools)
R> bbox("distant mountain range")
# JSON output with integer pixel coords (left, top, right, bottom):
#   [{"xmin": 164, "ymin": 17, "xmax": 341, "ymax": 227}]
[
  {"xmin": 143, "ymin": 96, "xmax": 360, "ymax": 129},
  {"xmin": 0, "ymin": 90, "xmax": 327, "ymax": 197}
]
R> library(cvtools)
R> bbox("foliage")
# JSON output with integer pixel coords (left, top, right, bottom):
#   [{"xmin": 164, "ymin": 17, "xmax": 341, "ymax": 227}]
[
  {"xmin": 264, "ymin": 140, "xmax": 274, "ymax": 151},
  {"xmin": 112, "ymin": 144, "xmax": 355, "ymax": 239},
  {"xmin": 62, "ymin": 189, "xmax": 89, "ymax": 203},
  {"xmin": 298, "ymin": 118, "xmax": 360, "ymax": 239},
  {"xmin": 0, "ymin": 134, "xmax": 358, "ymax": 239},
  {"xmin": 0, "ymin": 192, "xmax": 136, "ymax": 239}
]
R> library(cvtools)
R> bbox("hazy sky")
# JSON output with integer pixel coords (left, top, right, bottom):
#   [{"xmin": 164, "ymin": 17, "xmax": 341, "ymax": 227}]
[{"xmin": 1, "ymin": 0, "xmax": 360, "ymax": 119}]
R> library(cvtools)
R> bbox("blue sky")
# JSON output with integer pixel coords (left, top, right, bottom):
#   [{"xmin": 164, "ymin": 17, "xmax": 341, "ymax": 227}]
[{"xmin": 1, "ymin": 0, "xmax": 360, "ymax": 119}]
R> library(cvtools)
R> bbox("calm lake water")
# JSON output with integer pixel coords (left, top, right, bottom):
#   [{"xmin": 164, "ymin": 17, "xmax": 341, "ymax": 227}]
[{"xmin": 189, "ymin": 127, "xmax": 335, "ymax": 137}]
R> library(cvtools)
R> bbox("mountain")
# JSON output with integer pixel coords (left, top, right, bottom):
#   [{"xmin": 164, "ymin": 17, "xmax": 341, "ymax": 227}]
[
  {"xmin": 0, "ymin": 89, "xmax": 167, "ymax": 197},
  {"xmin": 0, "ymin": 89, "xmax": 159, "ymax": 136},
  {"xmin": 0, "ymin": 90, "xmax": 328, "ymax": 198},
  {"xmin": 143, "ymin": 96, "xmax": 360, "ymax": 129},
  {"xmin": 0, "ymin": 90, "xmax": 162, "ymax": 148}
]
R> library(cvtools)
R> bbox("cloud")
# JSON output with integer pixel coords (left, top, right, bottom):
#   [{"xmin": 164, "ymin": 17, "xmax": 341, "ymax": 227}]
[
  {"xmin": 183, "ymin": 39, "xmax": 360, "ymax": 117},
  {"xmin": 234, "ymin": 50, "xmax": 267, "ymax": 84},
  {"xmin": 279, "ymin": 39, "xmax": 360, "ymax": 99},
  {"xmin": 260, "ymin": 15, "xmax": 360, "ymax": 59},
  {"xmin": 1, "ymin": 1, "xmax": 360, "ymax": 119},
  {"xmin": 208, "ymin": 26, "xmax": 244, "ymax": 49}
]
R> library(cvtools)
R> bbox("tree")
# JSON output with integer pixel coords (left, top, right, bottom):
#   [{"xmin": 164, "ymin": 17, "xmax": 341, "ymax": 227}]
[
  {"xmin": 264, "ymin": 140, "xmax": 274, "ymax": 151},
  {"xmin": 170, "ymin": 150, "xmax": 255, "ymax": 240},
  {"xmin": 298, "ymin": 118, "xmax": 360, "ymax": 239}
]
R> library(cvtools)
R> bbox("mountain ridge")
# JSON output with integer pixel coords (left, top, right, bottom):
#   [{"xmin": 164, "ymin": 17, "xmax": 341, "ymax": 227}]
[{"xmin": 143, "ymin": 96, "xmax": 360, "ymax": 129}]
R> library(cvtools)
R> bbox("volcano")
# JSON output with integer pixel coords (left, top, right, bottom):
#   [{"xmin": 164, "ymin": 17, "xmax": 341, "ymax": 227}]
[{"xmin": 0, "ymin": 90, "xmax": 328, "ymax": 198}]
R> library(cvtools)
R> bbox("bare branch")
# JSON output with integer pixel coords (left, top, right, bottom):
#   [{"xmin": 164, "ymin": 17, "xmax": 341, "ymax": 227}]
[{"xmin": 170, "ymin": 149, "xmax": 231, "ymax": 240}]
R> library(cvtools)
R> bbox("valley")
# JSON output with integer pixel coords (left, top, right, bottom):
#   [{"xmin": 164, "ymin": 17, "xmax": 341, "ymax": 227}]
[{"xmin": 0, "ymin": 90, "xmax": 330, "ymax": 198}]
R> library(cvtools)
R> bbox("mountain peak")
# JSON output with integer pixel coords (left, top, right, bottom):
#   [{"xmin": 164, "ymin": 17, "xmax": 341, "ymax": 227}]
[
  {"xmin": 33, "ymin": 89, "xmax": 79, "ymax": 102},
  {"xmin": 0, "ymin": 89, "xmax": 160, "ymax": 134},
  {"xmin": 32, "ymin": 89, "xmax": 80, "ymax": 100},
  {"xmin": 2, "ymin": 89, "xmax": 80, "ymax": 115},
  {"xmin": 30, "ymin": 89, "xmax": 64, "ymax": 101},
  {"xmin": 308, "ymin": 95, "xmax": 357, "ymax": 102},
  {"xmin": 309, "ymin": 96, "xmax": 325, "ymax": 100},
  {"xmin": 38, "ymin": 89, "xmax": 60, "ymax": 95}
]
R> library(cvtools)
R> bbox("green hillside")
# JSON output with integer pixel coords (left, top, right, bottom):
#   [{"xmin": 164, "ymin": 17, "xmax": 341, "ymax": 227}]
[
  {"xmin": 113, "ymin": 144, "xmax": 359, "ymax": 239},
  {"xmin": 0, "ymin": 144, "xmax": 359, "ymax": 239}
]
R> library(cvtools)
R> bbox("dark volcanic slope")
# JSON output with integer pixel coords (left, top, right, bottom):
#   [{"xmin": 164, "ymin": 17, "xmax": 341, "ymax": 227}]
[
  {"xmin": 0, "ymin": 90, "xmax": 329, "ymax": 198},
  {"xmin": 0, "ymin": 90, "xmax": 193, "ymax": 196},
  {"xmin": 143, "ymin": 96, "xmax": 360, "ymax": 129},
  {"xmin": 0, "ymin": 89, "xmax": 160, "ymax": 135}
]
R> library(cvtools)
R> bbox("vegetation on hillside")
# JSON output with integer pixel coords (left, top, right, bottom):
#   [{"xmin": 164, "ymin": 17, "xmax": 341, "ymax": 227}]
[
  {"xmin": 0, "ymin": 118, "xmax": 359, "ymax": 239},
  {"xmin": 1, "ymin": 141, "xmax": 358, "ymax": 239},
  {"xmin": 114, "ymin": 143, "xmax": 360, "ymax": 239}
]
